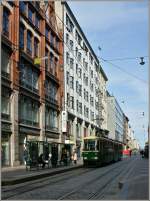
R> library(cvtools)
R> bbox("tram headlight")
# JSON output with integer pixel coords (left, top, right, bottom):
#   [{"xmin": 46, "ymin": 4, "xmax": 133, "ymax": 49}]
[
  {"xmin": 83, "ymin": 157, "xmax": 87, "ymax": 160},
  {"xmin": 94, "ymin": 156, "xmax": 98, "ymax": 159}
]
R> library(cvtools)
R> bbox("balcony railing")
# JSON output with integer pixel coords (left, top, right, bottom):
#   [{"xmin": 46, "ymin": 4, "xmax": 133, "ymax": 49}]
[{"xmin": 1, "ymin": 113, "xmax": 10, "ymax": 121}]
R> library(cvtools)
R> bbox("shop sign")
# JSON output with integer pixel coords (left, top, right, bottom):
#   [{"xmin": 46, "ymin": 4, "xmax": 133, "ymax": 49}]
[{"xmin": 62, "ymin": 111, "xmax": 68, "ymax": 132}]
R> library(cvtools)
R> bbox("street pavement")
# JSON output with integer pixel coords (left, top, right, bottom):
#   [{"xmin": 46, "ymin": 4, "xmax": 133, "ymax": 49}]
[
  {"xmin": 1, "ymin": 155, "xmax": 149, "ymax": 200},
  {"xmin": 2, "ymin": 158, "xmax": 83, "ymax": 186}
]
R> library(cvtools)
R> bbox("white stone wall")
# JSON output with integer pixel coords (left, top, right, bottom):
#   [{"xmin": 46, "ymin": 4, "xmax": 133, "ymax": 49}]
[{"xmin": 107, "ymin": 96, "xmax": 116, "ymax": 140}]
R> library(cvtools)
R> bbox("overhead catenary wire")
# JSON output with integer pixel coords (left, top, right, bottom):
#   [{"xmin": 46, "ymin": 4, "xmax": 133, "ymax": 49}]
[
  {"xmin": 99, "ymin": 56, "xmax": 148, "ymax": 62},
  {"xmin": 99, "ymin": 58, "xmax": 148, "ymax": 85}
]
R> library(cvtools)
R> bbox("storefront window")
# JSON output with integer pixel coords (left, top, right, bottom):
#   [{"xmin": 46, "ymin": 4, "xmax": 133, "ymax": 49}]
[{"xmin": 2, "ymin": 138, "xmax": 10, "ymax": 166}]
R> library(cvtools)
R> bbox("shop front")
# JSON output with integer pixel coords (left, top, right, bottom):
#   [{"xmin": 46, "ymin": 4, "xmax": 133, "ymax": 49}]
[
  {"xmin": 1, "ymin": 122, "xmax": 12, "ymax": 167},
  {"xmin": 2, "ymin": 134, "xmax": 11, "ymax": 166}
]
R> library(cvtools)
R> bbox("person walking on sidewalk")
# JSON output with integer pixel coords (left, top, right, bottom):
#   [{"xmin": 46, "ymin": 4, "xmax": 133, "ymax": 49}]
[{"xmin": 73, "ymin": 150, "xmax": 77, "ymax": 164}]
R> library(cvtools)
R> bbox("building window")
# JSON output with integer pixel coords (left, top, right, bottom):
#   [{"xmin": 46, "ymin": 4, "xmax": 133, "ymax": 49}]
[
  {"xmin": 76, "ymin": 100, "xmax": 79, "ymax": 112},
  {"xmin": 3, "ymin": 8, "xmax": 9, "ymax": 36},
  {"xmin": 27, "ymin": 31, "xmax": 32, "ymax": 54},
  {"xmin": 67, "ymin": 93, "xmax": 70, "ymax": 107},
  {"xmin": 78, "ymin": 84, "xmax": 82, "ymax": 96},
  {"xmin": 46, "ymin": 108, "xmax": 58, "ymax": 130},
  {"xmin": 66, "ymin": 71, "xmax": 69, "ymax": 85},
  {"xmin": 78, "ymin": 52, "xmax": 81, "ymax": 62},
  {"xmin": 45, "ymin": 80, "xmax": 57, "ymax": 102},
  {"xmin": 56, "ymin": 37, "xmax": 59, "ymax": 50},
  {"xmin": 1, "ymin": 90, "xmax": 10, "ymax": 120},
  {"xmin": 50, "ymin": 32, "xmax": 54, "ymax": 47},
  {"xmin": 35, "ymin": 14, "xmax": 40, "ymax": 28},
  {"xmin": 28, "ymin": 7, "xmax": 33, "ymax": 23},
  {"xmin": 19, "ymin": 2, "xmax": 26, "ymax": 13},
  {"xmin": 79, "ymin": 102, "xmax": 82, "ymax": 114},
  {"xmin": 20, "ymin": 96, "xmax": 39, "ymax": 127},
  {"xmin": 45, "ymin": 27, "xmax": 49, "ymax": 39},
  {"xmin": 70, "ymin": 96, "xmax": 74, "ymax": 109},
  {"xmin": 1, "ymin": 48, "xmax": 10, "ymax": 76},
  {"xmin": 34, "ymin": 38, "xmax": 39, "ymax": 57},
  {"xmin": 66, "ymin": 33, "xmax": 69, "ymax": 44},
  {"xmin": 50, "ymin": 53, "xmax": 54, "ymax": 73},
  {"xmin": 75, "ymin": 47, "xmax": 78, "ymax": 57},
  {"xmin": 19, "ymin": 25, "xmax": 24, "ymax": 48},
  {"xmin": 78, "ymin": 68, "xmax": 82, "ymax": 78},
  {"xmin": 76, "ymin": 81, "xmax": 79, "ymax": 93},
  {"xmin": 66, "ymin": 52, "xmax": 70, "ymax": 65},
  {"xmin": 20, "ymin": 62, "xmax": 39, "ymax": 93},
  {"xmin": 70, "ymin": 40, "xmax": 73, "ymax": 51},
  {"xmin": 70, "ymin": 76, "xmax": 74, "ymax": 89},
  {"xmin": 70, "ymin": 58, "xmax": 74, "ymax": 69},
  {"xmin": 45, "ymin": 49, "xmax": 49, "ymax": 70},
  {"xmin": 76, "ymin": 64, "xmax": 78, "ymax": 74}
]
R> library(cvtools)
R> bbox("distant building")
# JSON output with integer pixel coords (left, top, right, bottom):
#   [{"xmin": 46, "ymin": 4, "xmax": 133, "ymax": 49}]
[
  {"xmin": 107, "ymin": 92, "xmax": 124, "ymax": 142},
  {"xmin": 123, "ymin": 114, "xmax": 129, "ymax": 145}
]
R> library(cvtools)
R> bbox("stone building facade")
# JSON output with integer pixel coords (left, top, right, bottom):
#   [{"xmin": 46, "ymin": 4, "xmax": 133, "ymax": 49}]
[
  {"xmin": 1, "ymin": 1, "xmax": 63, "ymax": 166},
  {"xmin": 55, "ymin": 1, "xmax": 108, "ymax": 157}
]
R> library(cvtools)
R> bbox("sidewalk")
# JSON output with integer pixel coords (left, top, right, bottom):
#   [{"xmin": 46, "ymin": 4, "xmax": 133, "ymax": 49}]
[{"xmin": 2, "ymin": 159, "xmax": 83, "ymax": 186}]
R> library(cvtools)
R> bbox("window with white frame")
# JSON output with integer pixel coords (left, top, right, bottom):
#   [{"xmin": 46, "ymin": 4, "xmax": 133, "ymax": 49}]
[
  {"xmin": 70, "ymin": 58, "xmax": 74, "ymax": 69},
  {"xmin": 70, "ymin": 76, "xmax": 74, "ymax": 89},
  {"xmin": 70, "ymin": 96, "xmax": 74, "ymax": 109}
]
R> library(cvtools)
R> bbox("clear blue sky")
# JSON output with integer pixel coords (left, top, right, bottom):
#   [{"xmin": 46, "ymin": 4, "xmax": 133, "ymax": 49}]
[{"xmin": 68, "ymin": 0, "xmax": 149, "ymax": 148}]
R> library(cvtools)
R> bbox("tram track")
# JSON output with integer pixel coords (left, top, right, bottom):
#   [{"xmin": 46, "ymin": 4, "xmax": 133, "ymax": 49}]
[
  {"xmin": 2, "ymin": 167, "xmax": 94, "ymax": 200},
  {"xmin": 56, "ymin": 158, "xmax": 135, "ymax": 200},
  {"xmin": 2, "ymin": 158, "xmax": 134, "ymax": 200},
  {"xmin": 88, "ymin": 158, "xmax": 137, "ymax": 199}
]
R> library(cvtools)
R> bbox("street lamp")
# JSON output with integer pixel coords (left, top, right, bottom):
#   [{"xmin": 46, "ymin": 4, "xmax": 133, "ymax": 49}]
[{"xmin": 139, "ymin": 57, "xmax": 145, "ymax": 65}]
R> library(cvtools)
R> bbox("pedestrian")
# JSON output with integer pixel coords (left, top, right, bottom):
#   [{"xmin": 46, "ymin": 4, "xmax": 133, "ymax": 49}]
[
  {"xmin": 73, "ymin": 151, "xmax": 77, "ymax": 164},
  {"xmin": 38, "ymin": 153, "xmax": 46, "ymax": 168},
  {"xmin": 23, "ymin": 146, "xmax": 28, "ymax": 165}
]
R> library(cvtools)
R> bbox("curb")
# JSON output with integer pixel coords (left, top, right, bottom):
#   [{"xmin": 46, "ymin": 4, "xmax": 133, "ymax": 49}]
[{"xmin": 2, "ymin": 165, "xmax": 83, "ymax": 186}]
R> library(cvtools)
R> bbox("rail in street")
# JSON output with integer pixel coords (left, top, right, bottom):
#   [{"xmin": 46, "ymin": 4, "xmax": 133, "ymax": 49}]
[{"xmin": 2, "ymin": 155, "xmax": 149, "ymax": 200}]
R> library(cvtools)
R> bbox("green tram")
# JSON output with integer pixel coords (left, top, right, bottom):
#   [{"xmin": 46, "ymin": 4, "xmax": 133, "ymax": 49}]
[{"xmin": 82, "ymin": 136, "xmax": 123, "ymax": 166}]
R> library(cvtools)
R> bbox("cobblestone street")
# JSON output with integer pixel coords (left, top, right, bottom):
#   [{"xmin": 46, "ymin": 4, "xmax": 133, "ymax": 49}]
[{"xmin": 2, "ymin": 155, "xmax": 149, "ymax": 200}]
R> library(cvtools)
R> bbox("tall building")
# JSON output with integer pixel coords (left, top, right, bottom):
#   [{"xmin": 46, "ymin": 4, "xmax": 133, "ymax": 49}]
[
  {"xmin": 1, "ymin": 1, "xmax": 63, "ymax": 167},
  {"xmin": 55, "ymin": 1, "xmax": 108, "ymax": 156},
  {"xmin": 123, "ymin": 114, "xmax": 129, "ymax": 145},
  {"xmin": 107, "ymin": 92, "xmax": 124, "ymax": 142}
]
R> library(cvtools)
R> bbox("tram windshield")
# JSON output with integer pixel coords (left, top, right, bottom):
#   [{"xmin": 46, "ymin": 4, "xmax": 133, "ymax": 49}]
[{"xmin": 84, "ymin": 140, "xmax": 97, "ymax": 151}]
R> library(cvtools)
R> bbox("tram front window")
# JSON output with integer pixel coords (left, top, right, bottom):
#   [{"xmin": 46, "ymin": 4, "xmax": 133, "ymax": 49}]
[{"xmin": 84, "ymin": 140, "xmax": 97, "ymax": 151}]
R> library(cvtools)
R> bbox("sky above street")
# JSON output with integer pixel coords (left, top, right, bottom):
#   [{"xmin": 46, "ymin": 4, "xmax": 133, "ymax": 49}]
[{"xmin": 68, "ymin": 0, "xmax": 149, "ymax": 148}]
